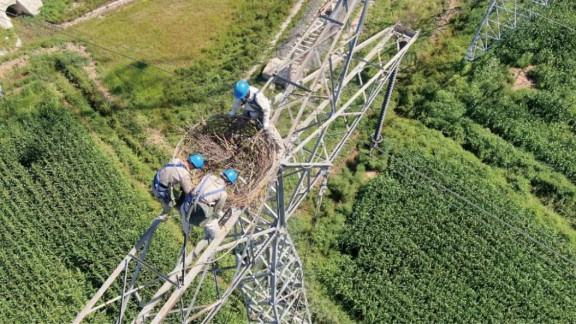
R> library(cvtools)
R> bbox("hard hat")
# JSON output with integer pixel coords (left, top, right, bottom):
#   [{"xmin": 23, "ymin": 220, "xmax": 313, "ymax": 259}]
[
  {"xmin": 222, "ymin": 169, "xmax": 238, "ymax": 183},
  {"xmin": 188, "ymin": 153, "xmax": 205, "ymax": 169},
  {"xmin": 233, "ymin": 80, "xmax": 250, "ymax": 99}
]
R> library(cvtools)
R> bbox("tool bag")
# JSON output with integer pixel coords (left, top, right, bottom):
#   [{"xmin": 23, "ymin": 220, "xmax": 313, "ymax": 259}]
[{"xmin": 180, "ymin": 174, "xmax": 226, "ymax": 227}]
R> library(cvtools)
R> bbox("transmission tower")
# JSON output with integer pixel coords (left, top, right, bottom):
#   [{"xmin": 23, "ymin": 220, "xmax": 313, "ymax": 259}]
[
  {"xmin": 465, "ymin": 0, "xmax": 554, "ymax": 61},
  {"xmin": 74, "ymin": 0, "xmax": 418, "ymax": 322}
]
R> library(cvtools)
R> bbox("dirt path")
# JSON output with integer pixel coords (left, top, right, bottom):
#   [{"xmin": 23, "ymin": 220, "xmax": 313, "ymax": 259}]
[
  {"xmin": 64, "ymin": 43, "xmax": 117, "ymax": 101},
  {"xmin": 0, "ymin": 47, "xmax": 60, "ymax": 79},
  {"xmin": 60, "ymin": 0, "xmax": 140, "ymax": 29}
]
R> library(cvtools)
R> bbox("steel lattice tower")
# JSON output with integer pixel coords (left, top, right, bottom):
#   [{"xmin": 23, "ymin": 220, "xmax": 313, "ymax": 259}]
[
  {"xmin": 465, "ymin": 0, "xmax": 554, "ymax": 61},
  {"xmin": 74, "ymin": 1, "xmax": 418, "ymax": 322}
]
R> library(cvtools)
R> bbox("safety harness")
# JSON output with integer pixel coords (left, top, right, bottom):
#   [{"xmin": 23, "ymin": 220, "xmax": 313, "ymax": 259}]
[
  {"xmin": 152, "ymin": 163, "xmax": 187, "ymax": 205},
  {"xmin": 181, "ymin": 174, "xmax": 226, "ymax": 226},
  {"xmin": 241, "ymin": 91, "xmax": 264, "ymax": 117}
]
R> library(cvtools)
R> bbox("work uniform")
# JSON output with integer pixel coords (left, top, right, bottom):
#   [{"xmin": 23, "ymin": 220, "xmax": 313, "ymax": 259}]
[
  {"xmin": 230, "ymin": 86, "xmax": 271, "ymax": 129},
  {"xmin": 151, "ymin": 158, "xmax": 193, "ymax": 211},
  {"xmin": 180, "ymin": 174, "xmax": 228, "ymax": 238}
]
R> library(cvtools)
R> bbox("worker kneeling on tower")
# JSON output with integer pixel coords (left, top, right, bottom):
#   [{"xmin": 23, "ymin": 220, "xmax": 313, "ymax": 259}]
[
  {"xmin": 152, "ymin": 153, "xmax": 205, "ymax": 213},
  {"xmin": 180, "ymin": 169, "xmax": 238, "ymax": 239},
  {"xmin": 229, "ymin": 80, "xmax": 271, "ymax": 130}
]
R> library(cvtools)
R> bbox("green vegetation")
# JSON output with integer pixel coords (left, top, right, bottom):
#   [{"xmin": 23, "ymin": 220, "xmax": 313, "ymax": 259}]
[
  {"xmin": 0, "ymin": 28, "xmax": 17, "ymax": 53},
  {"xmin": 296, "ymin": 117, "xmax": 576, "ymax": 322},
  {"xmin": 293, "ymin": 0, "xmax": 576, "ymax": 322},
  {"xmin": 2, "ymin": 0, "xmax": 575, "ymax": 321},
  {"xmin": 397, "ymin": 1, "xmax": 576, "ymax": 219},
  {"xmin": 41, "ymin": 0, "xmax": 111, "ymax": 23},
  {"xmin": 0, "ymin": 86, "xmax": 182, "ymax": 322}
]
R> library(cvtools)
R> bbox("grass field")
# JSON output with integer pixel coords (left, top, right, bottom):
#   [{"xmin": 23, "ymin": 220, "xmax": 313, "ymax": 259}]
[{"xmin": 73, "ymin": 0, "xmax": 236, "ymax": 70}]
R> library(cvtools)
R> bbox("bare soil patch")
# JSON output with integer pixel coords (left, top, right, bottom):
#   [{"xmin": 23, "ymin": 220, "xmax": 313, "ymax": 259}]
[
  {"xmin": 60, "ymin": 0, "xmax": 140, "ymax": 28},
  {"xmin": 510, "ymin": 65, "xmax": 536, "ymax": 90},
  {"xmin": 364, "ymin": 171, "xmax": 380, "ymax": 180}
]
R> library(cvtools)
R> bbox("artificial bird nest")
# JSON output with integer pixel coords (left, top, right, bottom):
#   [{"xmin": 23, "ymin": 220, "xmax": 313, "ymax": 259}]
[{"xmin": 174, "ymin": 115, "xmax": 278, "ymax": 207}]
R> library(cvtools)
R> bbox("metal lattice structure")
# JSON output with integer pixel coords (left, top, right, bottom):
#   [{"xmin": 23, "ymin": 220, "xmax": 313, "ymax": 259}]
[
  {"xmin": 74, "ymin": 0, "xmax": 418, "ymax": 322},
  {"xmin": 465, "ymin": 0, "xmax": 554, "ymax": 61}
]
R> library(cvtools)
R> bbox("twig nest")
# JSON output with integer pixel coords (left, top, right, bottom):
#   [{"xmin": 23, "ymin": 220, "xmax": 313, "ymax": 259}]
[{"xmin": 174, "ymin": 115, "xmax": 277, "ymax": 207}]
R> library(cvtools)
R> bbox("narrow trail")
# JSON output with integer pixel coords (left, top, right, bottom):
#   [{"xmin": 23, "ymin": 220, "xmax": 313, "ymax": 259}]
[{"xmin": 60, "ymin": 0, "xmax": 140, "ymax": 29}]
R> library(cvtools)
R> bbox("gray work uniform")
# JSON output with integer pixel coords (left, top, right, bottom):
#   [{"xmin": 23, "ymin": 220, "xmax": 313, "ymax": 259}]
[
  {"xmin": 180, "ymin": 174, "xmax": 228, "ymax": 236},
  {"xmin": 231, "ymin": 86, "xmax": 271, "ymax": 127},
  {"xmin": 152, "ymin": 158, "xmax": 193, "ymax": 210}
]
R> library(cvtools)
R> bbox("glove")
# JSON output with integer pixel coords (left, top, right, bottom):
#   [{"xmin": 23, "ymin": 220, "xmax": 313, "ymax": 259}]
[
  {"xmin": 204, "ymin": 219, "xmax": 220, "ymax": 239},
  {"xmin": 229, "ymin": 110, "xmax": 235, "ymax": 117},
  {"xmin": 263, "ymin": 121, "xmax": 269, "ymax": 130}
]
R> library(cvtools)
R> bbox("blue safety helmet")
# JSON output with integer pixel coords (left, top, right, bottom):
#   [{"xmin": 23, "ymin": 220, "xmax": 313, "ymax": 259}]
[
  {"xmin": 234, "ymin": 80, "xmax": 250, "ymax": 99},
  {"xmin": 188, "ymin": 153, "xmax": 205, "ymax": 169},
  {"xmin": 222, "ymin": 169, "xmax": 238, "ymax": 184}
]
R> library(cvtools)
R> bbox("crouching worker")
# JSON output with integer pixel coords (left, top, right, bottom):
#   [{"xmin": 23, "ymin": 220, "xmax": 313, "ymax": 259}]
[
  {"xmin": 152, "ymin": 153, "xmax": 205, "ymax": 214},
  {"xmin": 180, "ymin": 169, "xmax": 238, "ymax": 239},
  {"xmin": 229, "ymin": 80, "xmax": 271, "ymax": 130}
]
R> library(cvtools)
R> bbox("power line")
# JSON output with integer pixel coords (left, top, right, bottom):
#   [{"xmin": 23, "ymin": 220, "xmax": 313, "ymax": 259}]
[
  {"xmin": 52, "ymin": 22, "xmax": 183, "ymax": 72},
  {"xmin": 383, "ymin": 146, "xmax": 563, "ymax": 245},
  {"xmin": 356, "ymin": 139, "xmax": 576, "ymax": 268},
  {"xmin": 518, "ymin": 2, "xmax": 576, "ymax": 33},
  {"xmin": 0, "ymin": 9, "xmax": 176, "ymax": 76},
  {"xmin": 384, "ymin": 162, "xmax": 576, "ymax": 280}
]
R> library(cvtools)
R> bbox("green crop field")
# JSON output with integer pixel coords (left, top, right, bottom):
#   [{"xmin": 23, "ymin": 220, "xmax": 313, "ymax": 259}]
[
  {"xmin": 1, "ymin": 0, "xmax": 575, "ymax": 322},
  {"xmin": 0, "ymin": 85, "xmax": 184, "ymax": 322},
  {"xmin": 289, "ymin": 0, "xmax": 576, "ymax": 322},
  {"xmin": 300, "ymin": 118, "xmax": 576, "ymax": 322}
]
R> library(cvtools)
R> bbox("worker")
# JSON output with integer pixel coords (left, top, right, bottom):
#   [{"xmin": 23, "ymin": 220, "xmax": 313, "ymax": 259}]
[
  {"xmin": 152, "ymin": 153, "xmax": 205, "ymax": 213},
  {"xmin": 180, "ymin": 169, "xmax": 238, "ymax": 239},
  {"xmin": 229, "ymin": 80, "xmax": 271, "ymax": 130}
]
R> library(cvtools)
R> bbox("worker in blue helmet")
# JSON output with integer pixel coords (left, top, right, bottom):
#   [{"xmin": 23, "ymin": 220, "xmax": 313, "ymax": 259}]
[
  {"xmin": 152, "ymin": 153, "xmax": 205, "ymax": 213},
  {"xmin": 180, "ymin": 168, "xmax": 238, "ymax": 239},
  {"xmin": 229, "ymin": 80, "xmax": 271, "ymax": 130}
]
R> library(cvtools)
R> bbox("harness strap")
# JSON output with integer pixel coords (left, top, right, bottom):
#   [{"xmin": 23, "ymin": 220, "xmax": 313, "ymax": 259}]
[
  {"xmin": 194, "ymin": 174, "xmax": 212, "ymax": 196},
  {"xmin": 185, "ymin": 174, "xmax": 226, "ymax": 207},
  {"xmin": 154, "ymin": 163, "xmax": 188, "ymax": 189},
  {"xmin": 242, "ymin": 91, "xmax": 263, "ymax": 114},
  {"xmin": 164, "ymin": 163, "xmax": 187, "ymax": 169},
  {"xmin": 201, "ymin": 187, "xmax": 226, "ymax": 198}
]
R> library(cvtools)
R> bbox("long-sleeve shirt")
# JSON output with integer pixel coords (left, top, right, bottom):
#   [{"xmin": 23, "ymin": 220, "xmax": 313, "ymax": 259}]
[
  {"xmin": 194, "ymin": 174, "xmax": 228, "ymax": 216},
  {"xmin": 155, "ymin": 158, "xmax": 193, "ymax": 194},
  {"xmin": 231, "ymin": 86, "xmax": 271, "ymax": 126}
]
